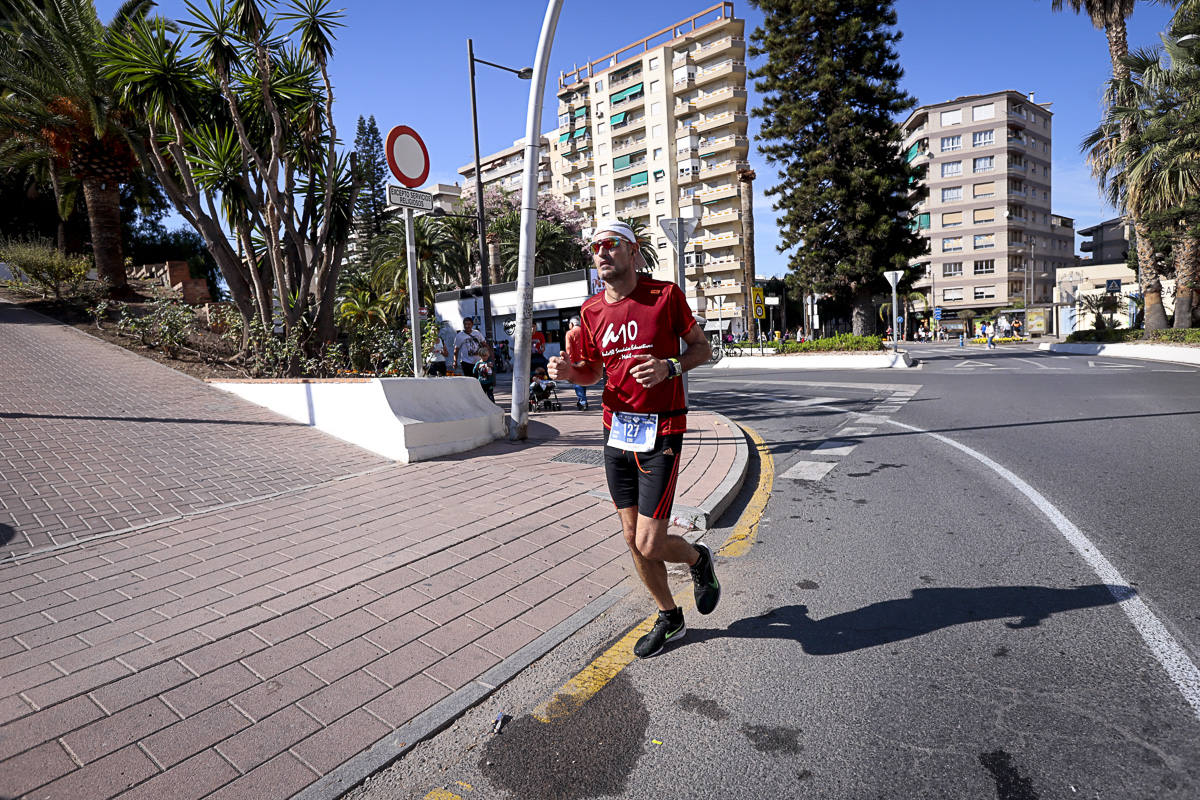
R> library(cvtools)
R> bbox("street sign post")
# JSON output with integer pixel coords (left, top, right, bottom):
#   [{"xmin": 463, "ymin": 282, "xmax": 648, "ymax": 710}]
[
  {"xmin": 1105, "ymin": 279, "xmax": 1122, "ymax": 294},
  {"xmin": 660, "ymin": 217, "xmax": 699, "ymax": 392},
  {"xmin": 385, "ymin": 125, "xmax": 432, "ymax": 377},
  {"xmin": 933, "ymin": 306, "xmax": 943, "ymax": 321},
  {"xmin": 883, "ymin": 270, "xmax": 904, "ymax": 348}
]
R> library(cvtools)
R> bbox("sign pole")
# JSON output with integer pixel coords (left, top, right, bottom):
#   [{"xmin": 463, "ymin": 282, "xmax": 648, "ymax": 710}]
[
  {"xmin": 884, "ymin": 270, "xmax": 904, "ymax": 352},
  {"xmin": 404, "ymin": 208, "xmax": 424, "ymax": 377}
]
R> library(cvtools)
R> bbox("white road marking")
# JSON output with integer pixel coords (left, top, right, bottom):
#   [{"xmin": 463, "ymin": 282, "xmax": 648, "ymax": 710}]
[
  {"xmin": 1088, "ymin": 360, "xmax": 1143, "ymax": 370},
  {"xmin": 884, "ymin": 417, "xmax": 1200, "ymax": 722},
  {"xmin": 850, "ymin": 414, "xmax": 890, "ymax": 425},
  {"xmin": 814, "ymin": 440, "xmax": 857, "ymax": 457},
  {"xmin": 835, "ymin": 427, "xmax": 876, "ymax": 437},
  {"xmin": 1013, "ymin": 357, "xmax": 1068, "ymax": 371},
  {"xmin": 781, "ymin": 460, "xmax": 839, "ymax": 481}
]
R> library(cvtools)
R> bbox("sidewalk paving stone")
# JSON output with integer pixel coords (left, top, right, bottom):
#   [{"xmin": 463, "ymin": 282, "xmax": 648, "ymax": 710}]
[{"xmin": 0, "ymin": 302, "xmax": 747, "ymax": 799}]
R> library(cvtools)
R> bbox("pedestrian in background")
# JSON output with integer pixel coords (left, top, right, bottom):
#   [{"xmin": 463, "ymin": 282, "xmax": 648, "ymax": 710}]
[
  {"xmin": 453, "ymin": 317, "xmax": 486, "ymax": 376},
  {"xmin": 566, "ymin": 316, "xmax": 589, "ymax": 411},
  {"xmin": 426, "ymin": 335, "xmax": 448, "ymax": 377},
  {"xmin": 473, "ymin": 345, "xmax": 496, "ymax": 402}
]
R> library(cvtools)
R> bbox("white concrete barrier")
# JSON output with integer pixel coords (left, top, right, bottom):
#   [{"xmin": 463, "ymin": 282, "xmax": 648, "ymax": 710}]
[
  {"xmin": 712, "ymin": 351, "xmax": 912, "ymax": 370},
  {"xmin": 208, "ymin": 377, "xmax": 505, "ymax": 463},
  {"xmin": 1039, "ymin": 342, "xmax": 1200, "ymax": 367}
]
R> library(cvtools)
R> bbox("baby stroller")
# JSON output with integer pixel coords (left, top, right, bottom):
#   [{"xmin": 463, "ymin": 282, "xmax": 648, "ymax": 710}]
[{"xmin": 529, "ymin": 378, "xmax": 562, "ymax": 412}]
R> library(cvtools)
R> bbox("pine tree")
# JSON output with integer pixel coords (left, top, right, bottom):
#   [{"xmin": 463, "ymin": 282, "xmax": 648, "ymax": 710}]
[
  {"xmin": 749, "ymin": 0, "xmax": 927, "ymax": 334},
  {"xmin": 350, "ymin": 115, "xmax": 389, "ymax": 275}
]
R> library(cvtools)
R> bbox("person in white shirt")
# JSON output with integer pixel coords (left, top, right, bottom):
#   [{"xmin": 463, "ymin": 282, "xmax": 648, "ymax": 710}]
[
  {"xmin": 426, "ymin": 335, "xmax": 448, "ymax": 376},
  {"xmin": 453, "ymin": 317, "xmax": 487, "ymax": 375}
]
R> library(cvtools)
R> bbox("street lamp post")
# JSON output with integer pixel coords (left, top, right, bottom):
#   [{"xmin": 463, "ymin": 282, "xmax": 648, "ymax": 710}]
[{"xmin": 467, "ymin": 39, "xmax": 532, "ymax": 345}]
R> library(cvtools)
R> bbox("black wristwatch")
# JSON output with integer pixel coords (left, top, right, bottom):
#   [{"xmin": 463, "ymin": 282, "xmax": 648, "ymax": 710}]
[{"xmin": 666, "ymin": 358, "xmax": 682, "ymax": 379}]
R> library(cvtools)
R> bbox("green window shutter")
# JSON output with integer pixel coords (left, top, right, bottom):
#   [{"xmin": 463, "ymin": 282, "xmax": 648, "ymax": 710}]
[
  {"xmin": 918, "ymin": 213, "xmax": 930, "ymax": 230},
  {"xmin": 559, "ymin": 133, "xmax": 570, "ymax": 143},
  {"xmin": 653, "ymin": 169, "xmax": 665, "ymax": 179},
  {"xmin": 905, "ymin": 142, "xmax": 919, "ymax": 163},
  {"xmin": 613, "ymin": 154, "xmax": 632, "ymax": 171},
  {"xmin": 700, "ymin": 152, "xmax": 717, "ymax": 159},
  {"xmin": 629, "ymin": 171, "xmax": 648, "ymax": 187},
  {"xmin": 573, "ymin": 106, "xmax": 586, "ymax": 118},
  {"xmin": 610, "ymin": 82, "xmax": 644, "ymax": 104},
  {"xmin": 610, "ymin": 111, "xmax": 627, "ymax": 125},
  {"xmin": 572, "ymin": 128, "xmax": 587, "ymax": 139},
  {"xmin": 627, "ymin": 82, "xmax": 644, "ymax": 98}
]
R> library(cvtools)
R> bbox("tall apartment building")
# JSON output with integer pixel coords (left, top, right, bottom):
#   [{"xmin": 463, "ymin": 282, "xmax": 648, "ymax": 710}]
[
  {"xmin": 549, "ymin": 3, "xmax": 751, "ymax": 332},
  {"xmin": 458, "ymin": 135, "xmax": 553, "ymax": 198},
  {"xmin": 902, "ymin": 91, "xmax": 1074, "ymax": 322}
]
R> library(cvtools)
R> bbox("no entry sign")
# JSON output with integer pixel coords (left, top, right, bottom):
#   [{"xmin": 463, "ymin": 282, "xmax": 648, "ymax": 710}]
[{"xmin": 385, "ymin": 125, "xmax": 430, "ymax": 189}]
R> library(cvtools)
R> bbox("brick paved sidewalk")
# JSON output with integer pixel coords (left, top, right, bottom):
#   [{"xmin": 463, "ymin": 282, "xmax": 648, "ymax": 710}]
[{"xmin": 0, "ymin": 307, "xmax": 746, "ymax": 800}]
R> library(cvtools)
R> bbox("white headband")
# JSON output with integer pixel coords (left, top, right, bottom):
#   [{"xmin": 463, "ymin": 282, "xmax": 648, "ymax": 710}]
[{"xmin": 590, "ymin": 220, "xmax": 637, "ymax": 245}]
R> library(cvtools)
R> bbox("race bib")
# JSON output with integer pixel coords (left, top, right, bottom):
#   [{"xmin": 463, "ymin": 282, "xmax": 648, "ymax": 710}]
[{"xmin": 607, "ymin": 412, "xmax": 658, "ymax": 453}]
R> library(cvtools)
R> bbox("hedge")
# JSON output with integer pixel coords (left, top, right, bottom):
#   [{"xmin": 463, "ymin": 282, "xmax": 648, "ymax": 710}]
[
  {"xmin": 774, "ymin": 333, "xmax": 885, "ymax": 353},
  {"xmin": 1065, "ymin": 328, "xmax": 1200, "ymax": 345}
]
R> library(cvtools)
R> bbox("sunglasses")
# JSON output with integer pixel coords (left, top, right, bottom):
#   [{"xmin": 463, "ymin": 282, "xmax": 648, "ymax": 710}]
[{"xmin": 589, "ymin": 237, "xmax": 625, "ymax": 255}]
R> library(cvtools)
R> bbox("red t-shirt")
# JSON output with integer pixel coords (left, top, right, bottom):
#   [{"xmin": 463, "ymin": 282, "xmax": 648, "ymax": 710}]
[{"xmin": 578, "ymin": 276, "xmax": 696, "ymax": 434}]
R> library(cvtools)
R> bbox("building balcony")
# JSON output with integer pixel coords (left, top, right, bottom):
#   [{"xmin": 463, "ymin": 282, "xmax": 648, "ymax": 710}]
[
  {"xmin": 562, "ymin": 159, "xmax": 591, "ymax": 176},
  {"xmin": 611, "ymin": 93, "xmax": 645, "ymax": 114},
  {"xmin": 612, "ymin": 113, "xmax": 646, "ymax": 134},
  {"xmin": 699, "ymin": 280, "xmax": 744, "ymax": 296},
  {"xmin": 678, "ymin": 168, "xmax": 700, "ymax": 185},
  {"xmin": 693, "ymin": 35, "xmax": 746, "ymax": 61},
  {"xmin": 702, "ymin": 207, "xmax": 741, "ymax": 225},
  {"xmin": 694, "ymin": 86, "xmax": 747, "ymax": 111},
  {"xmin": 614, "ymin": 158, "xmax": 648, "ymax": 175},
  {"xmin": 694, "ymin": 111, "xmax": 748, "ymax": 134},
  {"xmin": 615, "ymin": 180, "xmax": 650, "ymax": 196},
  {"xmin": 695, "ymin": 184, "xmax": 739, "ymax": 203},
  {"xmin": 612, "ymin": 136, "xmax": 647, "ymax": 156},
  {"xmin": 699, "ymin": 159, "xmax": 750, "ymax": 179},
  {"xmin": 695, "ymin": 60, "xmax": 746, "ymax": 88},
  {"xmin": 609, "ymin": 69, "xmax": 643, "ymax": 91},
  {"xmin": 686, "ymin": 254, "xmax": 744, "ymax": 277},
  {"xmin": 672, "ymin": 50, "xmax": 694, "ymax": 66},
  {"xmin": 573, "ymin": 195, "xmax": 595, "ymax": 210},
  {"xmin": 693, "ymin": 231, "xmax": 743, "ymax": 249},
  {"xmin": 698, "ymin": 134, "xmax": 749, "ymax": 156}
]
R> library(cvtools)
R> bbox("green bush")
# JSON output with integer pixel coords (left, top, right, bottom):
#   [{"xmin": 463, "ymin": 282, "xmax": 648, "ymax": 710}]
[
  {"xmin": 775, "ymin": 333, "xmax": 885, "ymax": 353},
  {"xmin": 0, "ymin": 239, "xmax": 90, "ymax": 299},
  {"xmin": 1146, "ymin": 328, "xmax": 1200, "ymax": 345},
  {"xmin": 113, "ymin": 299, "xmax": 196, "ymax": 356},
  {"xmin": 1065, "ymin": 328, "xmax": 1142, "ymax": 343}
]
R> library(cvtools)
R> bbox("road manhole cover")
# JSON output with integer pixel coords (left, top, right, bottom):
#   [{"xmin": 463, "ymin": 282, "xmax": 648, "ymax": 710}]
[{"xmin": 549, "ymin": 448, "xmax": 604, "ymax": 466}]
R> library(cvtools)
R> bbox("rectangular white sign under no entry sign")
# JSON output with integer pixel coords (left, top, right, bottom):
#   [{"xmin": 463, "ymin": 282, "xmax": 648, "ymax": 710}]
[{"xmin": 387, "ymin": 185, "xmax": 433, "ymax": 210}]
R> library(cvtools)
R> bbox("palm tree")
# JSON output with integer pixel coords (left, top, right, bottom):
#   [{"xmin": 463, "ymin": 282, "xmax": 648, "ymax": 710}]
[
  {"xmin": 492, "ymin": 210, "xmax": 589, "ymax": 281},
  {"xmin": 878, "ymin": 290, "xmax": 925, "ymax": 338},
  {"xmin": 0, "ymin": 0, "xmax": 156, "ymax": 295},
  {"xmin": 1053, "ymin": 0, "xmax": 1172, "ymax": 329},
  {"xmin": 370, "ymin": 212, "xmax": 447, "ymax": 316},
  {"xmin": 618, "ymin": 215, "xmax": 659, "ymax": 271}
]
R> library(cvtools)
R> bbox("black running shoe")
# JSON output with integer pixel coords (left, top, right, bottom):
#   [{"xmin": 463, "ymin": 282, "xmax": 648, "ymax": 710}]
[
  {"xmin": 634, "ymin": 609, "xmax": 686, "ymax": 658},
  {"xmin": 690, "ymin": 542, "xmax": 721, "ymax": 615}
]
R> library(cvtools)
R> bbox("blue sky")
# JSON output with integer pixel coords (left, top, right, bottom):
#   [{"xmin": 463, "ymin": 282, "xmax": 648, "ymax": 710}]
[{"xmin": 99, "ymin": 0, "xmax": 1177, "ymax": 277}]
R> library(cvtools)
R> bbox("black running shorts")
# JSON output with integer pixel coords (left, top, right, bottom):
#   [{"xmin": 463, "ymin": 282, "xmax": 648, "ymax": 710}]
[{"xmin": 603, "ymin": 431, "xmax": 685, "ymax": 520}]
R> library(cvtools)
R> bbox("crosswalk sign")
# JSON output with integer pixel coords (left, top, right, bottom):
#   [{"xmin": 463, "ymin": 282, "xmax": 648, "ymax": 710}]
[{"xmin": 751, "ymin": 287, "xmax": 765, "ymax": 319}]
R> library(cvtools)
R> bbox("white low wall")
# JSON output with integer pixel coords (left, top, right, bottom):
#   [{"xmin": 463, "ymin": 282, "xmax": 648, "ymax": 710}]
[
  {"xmin": 712, "ymin": 351, "xmax": 912, "ymax": 370},
  {"xmin": 1039, "ymin": 342, "xmax": 1200, "ymax": 367},
  {"xmin": 209, "ymin": 377, "xmax": 505, "ymax": 463}
]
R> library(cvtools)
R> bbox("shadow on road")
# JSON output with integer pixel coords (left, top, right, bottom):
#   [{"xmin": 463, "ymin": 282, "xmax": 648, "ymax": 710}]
[
  {"xmin": 0, "ymin": 523, "xmax": 13, "ymax": 546},
  {"xmin": 691, "ymin": 584, "xmax": 1133, "ymax": 655},
  {"xmin": 0, "ymin": 411, "xmax": 301, "ymax": 427}
]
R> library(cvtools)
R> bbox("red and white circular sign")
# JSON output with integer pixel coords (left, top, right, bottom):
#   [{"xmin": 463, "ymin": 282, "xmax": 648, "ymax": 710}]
[{"xmin": 385, "ymin": 125, "xmax": 430, "ymax": 189}]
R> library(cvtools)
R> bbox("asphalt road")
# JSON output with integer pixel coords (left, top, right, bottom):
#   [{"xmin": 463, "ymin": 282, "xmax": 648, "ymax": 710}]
[{"xmin": 349, "ymin": 342, "xmax": 1200, "ymax": 800}]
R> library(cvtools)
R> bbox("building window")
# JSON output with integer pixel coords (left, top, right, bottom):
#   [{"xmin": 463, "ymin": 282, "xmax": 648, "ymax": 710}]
[
  {"xmin": 651, "ymin": 102, "xmax": 661, "ymax": 115},
  {"xmin": 943, "ymin": 262, "xmax": 963, "ymax": 277},
  {"xmin": 973, "ymin": 156, "xmax": 994, "ymax": 172},
  {"xmin": 941, "ymin": 211, "xmax": 962, "ymax": 227},
  {"xmin": 652, "ymin": 125, "xmax": 663, "ymax": 138},
  {"xmin": 943, "ymin": 287, "xmax": 964, "ymax": 301},
  {"xmin": 941, "ymin": 135, "xmax": 961, "ymax": 152},
  {"xmin": 653, "ymin": 147, "xmax": 663, "ymax": 159},
  {"xmin": 973, "ymin": 207, "xmax": 995, "ymax": 224},
  {"xmin": 600, "ymin": 185, "xmax": 608, "ymax": 196},
  {"xmin": 973, "ymin": 233, "xmax": 995, "ymax": 249},
  {"xmin": 942, "ymin": 237, "xmax": 963, "ymax": 252},
  {"xmin": 972, "ymin": 103, "xmax": 995, "ymax": 121},
  {"xmin": 595, "ymin": 80, "xmax": 603, "ymax": 91},
  {"xmin": 972, "ymin": 130, "xmax": 994, "ymax": 147},
  {"xmin": 973, "ymin": 259, "xmax": 995, "ymax": 274},
  {"xmin": 558, "ymin": 113, "xmax": 570, "ymax": 127},
  {"xmin": 973, "ymin": 181, "xmax": 995, "ymax": 198},
  {"xmin": 974, "ymin": 285, "xmax": 997, "ymax": 300},
  {"xmin": 650, "ymin": 80, "xmax": 660, "ymax": 93},
  {"xmin": 914, "ymin": 213, "xmax": 931, "ymax": 230},
  {"xmin": 649, "ymin": 57, "xmax": 659, "ymax": 69},
  {"xmin": 942, "ymin": 161, "xmax": 963, "ymax": 177},
  {"xmin": 941, "ymin": 186, "xmax": 963, "ymax": 202},
  {"xmin": 599, "ymin": 164, "xmax": 608, "ymax": 175},
  {"xmin": 655, "ymin": 191, "xmax": 665, "ymax": 204},
  {"xmin": 940, "ymin": 109, "xmax": 962, "ymax": 126}
]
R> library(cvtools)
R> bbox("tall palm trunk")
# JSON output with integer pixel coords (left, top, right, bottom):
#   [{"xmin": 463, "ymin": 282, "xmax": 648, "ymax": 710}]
[
  {"xmin": 1174, "ymin": 234, "xmax": 1198, "ymax": 328},
  {"xmin": 1133, "ymin": 220, "xmax": 1168, "ymax": 329},
  {"xmin": 739, "ymin": 168, "xmax": 756, "ymax": 338},
  {"xmin": 81, "ymin": 177, "xmax": 126, "ymax": 294}
]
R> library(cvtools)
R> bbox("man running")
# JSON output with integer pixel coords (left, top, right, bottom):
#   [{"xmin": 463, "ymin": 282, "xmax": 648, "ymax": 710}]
[{"xmin": 549, "ymin": 220, "xmax": 718, "ymax": 658}]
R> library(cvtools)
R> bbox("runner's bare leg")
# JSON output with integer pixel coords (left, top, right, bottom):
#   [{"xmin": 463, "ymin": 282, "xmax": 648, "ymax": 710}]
[{"xmin": 617, "ymin": 507, "xmax": 699, "ymax": 612}]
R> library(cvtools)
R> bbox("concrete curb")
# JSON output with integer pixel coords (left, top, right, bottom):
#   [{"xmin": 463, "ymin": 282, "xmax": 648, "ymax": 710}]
[
  {"xmin": 1040, "ymin": 341, "xmax": 1200, "ymax": 367},
  {"xmin": 291, "ymin": 410, "xmax": 753, "ymax": 800}
]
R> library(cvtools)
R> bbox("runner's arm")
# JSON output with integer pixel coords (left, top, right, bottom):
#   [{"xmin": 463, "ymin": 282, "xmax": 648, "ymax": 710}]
[
  {"xmin": 548, "ymin": 356, "xmax": 603, "ymax": 386},
  {"xmin": 678, "ymin": 324, "xmax": 712, "ymax": 371}
]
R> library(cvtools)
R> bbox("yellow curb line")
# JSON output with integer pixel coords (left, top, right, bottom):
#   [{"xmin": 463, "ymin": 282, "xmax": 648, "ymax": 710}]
[{"xmin": 530, "ymin": 422, "xmax": 773, "ymax": 724}]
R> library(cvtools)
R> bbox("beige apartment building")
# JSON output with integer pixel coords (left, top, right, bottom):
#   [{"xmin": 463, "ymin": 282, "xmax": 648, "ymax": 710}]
[
  {"xmin": 902, "ymin": 90, "xmax": 1074, "ymax": 324},
  {"xmin": 458, "ymin": 136, "xmax": 553, "ymax": 198},
  {"xmin": 550, "ymin": 3, "xmax": 751, "ymax": 332}
]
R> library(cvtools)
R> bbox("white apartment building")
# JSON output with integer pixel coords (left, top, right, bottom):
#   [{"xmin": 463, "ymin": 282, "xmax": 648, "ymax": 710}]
[
  {"xmin": 458, "ymin": 136, "xmax": 553, "ymax": 198},
  {"xmin": 550, "ymin": 3, "xmax": 751, "ymax": 331},
  {"xmin": 902, "ymin": 90, "xmax": 1074, "ymax": 323}
]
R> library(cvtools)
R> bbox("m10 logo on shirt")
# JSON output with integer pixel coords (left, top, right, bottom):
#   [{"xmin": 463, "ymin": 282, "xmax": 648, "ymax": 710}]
[{"xmin": 599, "ymin": 321, "xmax": 651, "ymax": 358}]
